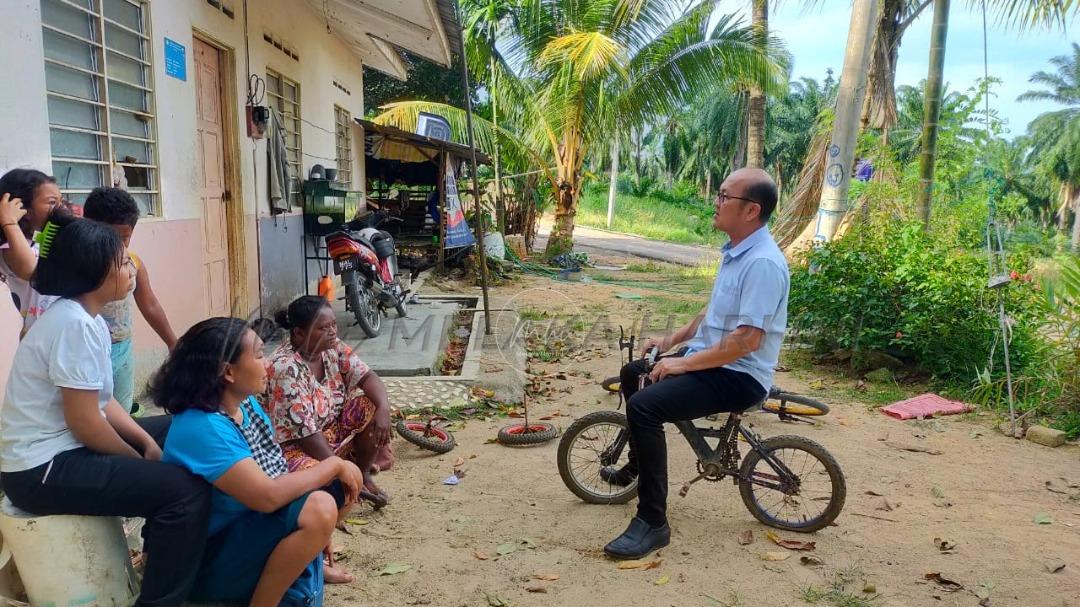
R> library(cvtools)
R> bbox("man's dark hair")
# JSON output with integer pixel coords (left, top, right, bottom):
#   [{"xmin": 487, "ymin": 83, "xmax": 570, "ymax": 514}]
[
  {"xmin": 84, "ymin": 187, "xmax": 140, "ymax": 227},
  {"xmin": 149, "ymin": 317, "xmax": 251, "ymax": 414},
  {"xmin": 746, "ymin": 179, "xmax": 778, "ymax": 223},
  {"xmin": 33, "ymin": 209, "xmax": 123, "ymax": 298}
]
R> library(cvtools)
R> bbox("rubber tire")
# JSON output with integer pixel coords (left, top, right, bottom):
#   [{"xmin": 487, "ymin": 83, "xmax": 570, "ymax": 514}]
[
  {"xmin": 346, "ymin": 277, "xmax": 381, "ymax": 338},
  {"xmin": 763, "ymin": 391, "xmax": 830, "ymax": 416},
  {"xmin": 738, "ymin": 435, "xmax": 846, "ymax": 533},
  {"xmin": 557, "ymin": 410, "xmax": 638, "ymax": 505},
  {"xmin": 600, "ymin": 376, "xmax": 621, "ymax": 393},
  {"xmin": 395, "ymin": 419, "xmax": 456, "ymax": 454},
  {"xmin": 498, "ymin": 422, "xmax": 558, "ymax": 446},
  {"xmin": 395, "ymin": 298, "xmax": 408, "ymax": 319}
]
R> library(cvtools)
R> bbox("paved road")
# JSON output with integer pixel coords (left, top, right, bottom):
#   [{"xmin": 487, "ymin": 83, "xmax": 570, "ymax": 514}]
[{"xmin": 533, "ymin": 219, "xmax": 719, "ymax": 267}]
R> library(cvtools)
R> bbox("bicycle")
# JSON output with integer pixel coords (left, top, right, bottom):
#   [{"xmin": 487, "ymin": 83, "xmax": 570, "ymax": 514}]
[{"xmin": 558, "ymin": 348, "xmax": 846, "ymax": 532}]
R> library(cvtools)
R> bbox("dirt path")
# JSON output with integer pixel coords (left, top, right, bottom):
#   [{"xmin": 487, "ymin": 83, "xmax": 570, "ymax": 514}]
[
  {"xmin": 327, "ymin": 266, "xmax": 1080, "ymax": 607},
  {"xmin": 534, "ymin": 216, "xmax": 719, "ymax": 267}
]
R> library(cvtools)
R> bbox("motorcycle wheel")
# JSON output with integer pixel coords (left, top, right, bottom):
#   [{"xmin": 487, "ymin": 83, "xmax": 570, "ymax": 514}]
[
  {"xmin": 395, "ymin": 294, "xmax": 408, "ymax": 319},
  {"xmin": 346, "ymin": 276, "xmax": 382, "ymax": 338}
]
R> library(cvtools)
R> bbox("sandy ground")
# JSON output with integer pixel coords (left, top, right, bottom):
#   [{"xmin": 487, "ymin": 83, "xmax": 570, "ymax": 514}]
[{"xmin": 325, "ymin": 260, "xmax": 1080, "ymax": 607}]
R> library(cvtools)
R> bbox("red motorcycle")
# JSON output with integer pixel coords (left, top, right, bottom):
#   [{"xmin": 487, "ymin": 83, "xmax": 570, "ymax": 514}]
[{"xmin": 326, "ymin": 212, "xmax": 409, "ymax": 337}]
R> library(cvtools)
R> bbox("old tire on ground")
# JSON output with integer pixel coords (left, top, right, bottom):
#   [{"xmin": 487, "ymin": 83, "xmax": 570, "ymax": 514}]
[
  {"xmin": 738, "ymin": 434, "xmax": 846, "ymax": 533},
  {"xmin": 762, "ymin": 390, "xmax": 830, "ymax": 417},
  {"xmin": 395, "ymin": 419, "xmax": 456, "ymax": 454},
  {"xmin": 498, "ymin": 422, "xmax": 558, "ymax": 446}
]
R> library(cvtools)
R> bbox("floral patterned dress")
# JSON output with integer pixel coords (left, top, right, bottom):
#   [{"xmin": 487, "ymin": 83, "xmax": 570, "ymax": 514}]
[{"xmin": 263, "ymin": 339, "xmax": 376, "ymax": 472}]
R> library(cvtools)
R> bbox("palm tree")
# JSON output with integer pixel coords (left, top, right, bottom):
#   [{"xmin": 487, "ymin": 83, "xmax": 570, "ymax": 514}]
[
  {"xmin": 747, "ymin": 0, "xmax": 769, "ymax": 169},
  {"xmin": 1021, "ymin": 42, "xmax": 1080, "ymax": 249},
  {"xmin": 915, "ymin": 0, "xmax": 1074, "ymax": 230},
  {"xmin": 373, "ymin": 0, "xmax": 787, "ymax": 256}
]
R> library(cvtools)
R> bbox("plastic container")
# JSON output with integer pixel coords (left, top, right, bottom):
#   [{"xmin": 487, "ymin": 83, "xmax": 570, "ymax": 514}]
[
  {"xmin": 0, "ymin": 499, "xmax": 137, "ymax": 607},
  {"xmin": 483, "ymin": 232, "xmax": 505, "ymax": 260}
]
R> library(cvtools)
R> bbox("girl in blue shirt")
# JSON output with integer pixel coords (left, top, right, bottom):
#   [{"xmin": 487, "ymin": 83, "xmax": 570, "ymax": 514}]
[{"xmin": 154, "ymin": 317, "xmax": 363, "ymax": 606}]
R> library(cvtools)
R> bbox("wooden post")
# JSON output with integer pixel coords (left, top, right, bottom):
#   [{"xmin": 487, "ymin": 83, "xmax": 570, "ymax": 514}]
[{"xmin": 437, "ymin": 151, "xmax": 447, "ymax": 270}]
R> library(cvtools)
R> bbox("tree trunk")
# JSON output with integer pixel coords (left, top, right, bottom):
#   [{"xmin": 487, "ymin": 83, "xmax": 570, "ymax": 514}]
[
  {"xmin": 545, "ymin": 185, "xmax": 578, "ymax": 257},
  {"xmin": 916, "ymin": 0, "xmax": 949, "ymax": 231},
  {"xmin": 491, "ymin": 57, "xmax": 506, "ymax": 234},
  {"xmin": 607, "ymin": 138, "xmax": 620, "ymax": 229},
  {"xmin": 747, "ymin": 0, "xmax": 768, "ymax": 169},
  {"xmin": 862, "ymin": 0, "xmax": 903, "ymax": 130},
  {"xmin": 634, "ymin": 128, "xmax": 642, "ymax": 185},
  {"xmin": 732, "ymin": 90, "xmax": 750, "ymax": 171},
  {"xmin": 1072, "ymin": 187, "xmax": 1080, "ymax": 252},
  {"xmin": 815, "ymin": 0, "xmax": 879, "ymax": 243},
  {"xmin": 704, "ymin": 170, "xmax": 712, "ymax": 205}
]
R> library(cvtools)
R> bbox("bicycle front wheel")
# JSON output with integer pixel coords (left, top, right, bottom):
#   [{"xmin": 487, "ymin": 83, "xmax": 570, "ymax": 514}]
[
  {"xmin": 738, "ymin": 435, "xmax": 846, "ymax": 532},
  {"xmin": 557, "ymin": 411, "xmax": 638, "ymax": 504}
]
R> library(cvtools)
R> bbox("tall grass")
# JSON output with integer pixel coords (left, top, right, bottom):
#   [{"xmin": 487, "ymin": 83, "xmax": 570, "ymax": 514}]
[{"xmin": 576, "ymin": 189, "xmax": 725, "ymax": 246}]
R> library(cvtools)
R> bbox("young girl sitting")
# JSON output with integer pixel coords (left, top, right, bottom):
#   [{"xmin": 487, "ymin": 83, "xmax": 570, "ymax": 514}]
[
  {"xmin": 0, "ymin": 169, "xmax": 63, "ymax": 335},
  {"xmin": 0, "ymin": 211, "xmax": 212, "ymax": 607},
  {"xmin": 154, "ymin": 317, "xmax": 363, "ymax": 606}
]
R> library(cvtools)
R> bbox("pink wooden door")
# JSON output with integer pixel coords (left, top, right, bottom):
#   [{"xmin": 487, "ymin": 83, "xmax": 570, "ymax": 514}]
[{"xmin": 194, "ymin": 38, "xmax": 231, "ymax": 317}]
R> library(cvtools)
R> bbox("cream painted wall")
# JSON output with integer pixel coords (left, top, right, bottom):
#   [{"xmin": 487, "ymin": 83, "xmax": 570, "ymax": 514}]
[{"xmin": 0, "ymin": 0, "xmax": 373, "ymax": 390}]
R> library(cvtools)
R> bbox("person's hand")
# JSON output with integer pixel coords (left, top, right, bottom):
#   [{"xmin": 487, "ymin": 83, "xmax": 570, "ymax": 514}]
[
  {"xmin": 649, "ymin": 357, "xmax": 689, "ymax": 383},
  {"xmin": 336, "ymin": 459, "xmax": 364, "ymax": 503},
  {"xmin": 142, "ymin": 440, "xmax": 163, "ymax": 461},
  {"xmin": 640, "ymin": 336, "xmax": 668, "ymax": 358},
  {"xmin": 372, "ymin": 405, "xmax": 392, "ymax": 448},
  {"xmin": 0, "ymin": 193, "xmax": 26, "ymax": 227}
]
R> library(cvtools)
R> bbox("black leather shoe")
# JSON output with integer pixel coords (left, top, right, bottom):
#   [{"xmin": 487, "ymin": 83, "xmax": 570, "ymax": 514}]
[
  {"xmin": 604, "ymin": 517, "xmax": 670, "ymax": 560},
  {"xmin": 600, "ymin": 465, "xmax": 637, "ymax": 487}
]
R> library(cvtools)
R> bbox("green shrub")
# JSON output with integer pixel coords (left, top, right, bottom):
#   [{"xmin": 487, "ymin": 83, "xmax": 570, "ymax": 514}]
[{"xmin": 789, "ymin": 222, "xmax": 1045, "ymax": 381}]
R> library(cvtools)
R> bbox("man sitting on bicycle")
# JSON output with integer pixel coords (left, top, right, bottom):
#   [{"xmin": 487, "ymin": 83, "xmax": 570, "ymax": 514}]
[{"xmin": 603, "ymin": 168, "xmax": 790, "ymax": 560}]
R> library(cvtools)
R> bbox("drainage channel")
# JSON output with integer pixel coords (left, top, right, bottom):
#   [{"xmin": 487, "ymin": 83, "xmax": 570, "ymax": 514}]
[{"xmin": 343, "ymin": 296, "xmax": 484, "ymax": 410}]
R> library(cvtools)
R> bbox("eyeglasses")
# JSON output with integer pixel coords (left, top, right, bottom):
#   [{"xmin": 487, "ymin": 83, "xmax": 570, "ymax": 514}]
[{"xmin": 716, "ymin": 192, "xmax": 759, "ymax": 206}]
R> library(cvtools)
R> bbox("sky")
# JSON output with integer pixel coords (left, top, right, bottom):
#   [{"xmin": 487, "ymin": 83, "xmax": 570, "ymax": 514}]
[{"xmin": 742, "ymin": 0, "xmax": 1078, "ymax": 138}]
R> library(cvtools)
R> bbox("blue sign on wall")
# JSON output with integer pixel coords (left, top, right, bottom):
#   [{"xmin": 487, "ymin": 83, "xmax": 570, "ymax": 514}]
[{"xmin": 164, "ymin": 38, "xmax": 186, "ymax": 81}]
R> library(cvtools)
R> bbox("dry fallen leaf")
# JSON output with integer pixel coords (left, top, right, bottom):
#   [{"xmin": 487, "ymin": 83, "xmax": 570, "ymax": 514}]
[
  {"xmin": 473, "ymin": 550, "xmax": 490, "ymax": 561},
  {"xmin": 766, "ymin": 531, "xmax": 816, "ymax": 551},
  {"xmin": 864, "ymin": 490, "xmax": 885, "ymax": 496},
  {"xmin": 1044, "ymin": 558, "xmax": 1066, "ymax": 574},
  {"xmin": 933, "ymin": 537, "xmax": 957, "ymax": 553},
  {"xmin": 654, "ymin": 574, "xmax": 670, "ymax": 586},
  {"xmin": 924, "ymin": 572, "xmax": 964, "ymax": 592},
  {"xmin": 453, "ymin": 457, "xmax": 465, "ymax": 468},
  {"xmin": 737, "ymin": 530, "xmax": 754, "ymax": 545},
  {"xmin": 876, "ymin": 498, "xmax": 895, "ymax": 512},
  {"xmin": 618, "ymin": 559, "xmax": 662, "ymax": 570},
  {"xmin": 532, "ymin": 573, "xmax": 560, "ymax": 581},
  {"xmin": 525, "ymin": 585, "xmax": 548, "ymax": 594},
  {"xmin": 761, "ymin": 551, "xmax": 791, "ymax": 561},
  {"xmin": 800, "ymin": 555, "xmax": 824, "ymax": 567}
]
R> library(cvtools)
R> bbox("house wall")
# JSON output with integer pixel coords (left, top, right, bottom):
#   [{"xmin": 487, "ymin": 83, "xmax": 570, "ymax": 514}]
[{"xmin": 0, "ymin": 0, "xmax": 369, "ymax": 391}]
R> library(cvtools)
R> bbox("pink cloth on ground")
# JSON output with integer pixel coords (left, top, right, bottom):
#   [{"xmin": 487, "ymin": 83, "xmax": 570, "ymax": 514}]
[{"xmin": 881, "ymin": 393, "xmax": 973, "ymax": 420}]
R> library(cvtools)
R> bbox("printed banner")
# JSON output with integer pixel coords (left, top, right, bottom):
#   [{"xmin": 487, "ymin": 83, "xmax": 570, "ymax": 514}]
[{"xmin": 443, "ymin": 163, "xmax": 475, "ymax": 249}]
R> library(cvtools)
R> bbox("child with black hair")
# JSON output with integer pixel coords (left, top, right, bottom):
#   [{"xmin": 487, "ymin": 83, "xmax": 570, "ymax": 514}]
[
  {"xmin": 0, "ymin": 168, "xmax": 63, "ymax": 335},
  {"xmin": 84, "ymin": 186, "xmax": 177, "ymax": 415},
  {"xmin": 154, "ymin": 317, "xmax": 362, "ymax": 606},
  {"xmin": 0, "ymin": 210, "xmax": 212, "ymax": 607}
]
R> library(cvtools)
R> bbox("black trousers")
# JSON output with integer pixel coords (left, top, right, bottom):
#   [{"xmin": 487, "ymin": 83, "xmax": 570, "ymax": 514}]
[
  {"xmin": 620, "ymin": 354, "xmax": 766, "ymax": 526},
  {"xmin": 1, "ymin": 416, "xmax": 211, "ymax": 607}
]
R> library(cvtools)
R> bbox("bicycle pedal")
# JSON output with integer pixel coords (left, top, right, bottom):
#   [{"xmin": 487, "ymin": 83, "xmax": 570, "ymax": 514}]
[{"xmin": 678, "ymin": 473, "xmax": 706, "ymax": 498}]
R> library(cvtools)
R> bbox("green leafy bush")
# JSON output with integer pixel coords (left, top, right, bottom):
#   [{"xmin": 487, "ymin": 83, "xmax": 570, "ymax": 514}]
[{"xmin": 789, "ymin": 222, "xmax": 1045, "ymax": 381}]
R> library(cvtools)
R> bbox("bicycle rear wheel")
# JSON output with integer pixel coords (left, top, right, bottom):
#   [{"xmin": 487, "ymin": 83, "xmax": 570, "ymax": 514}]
[
  {"xmin": 557, "ymin": 411, "xmax": 638, "ymax": 504},
  {"xmin": 738, "ymin": 435, "xmax": 845, "ymax": 532},
  {"xmin": 762, "ymin": 391, "xmax": 830, "ymax": 417}
]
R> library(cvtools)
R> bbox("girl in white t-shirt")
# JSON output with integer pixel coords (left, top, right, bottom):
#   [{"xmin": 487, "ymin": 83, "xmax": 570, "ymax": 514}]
[
  {"xmin": 0, "ymin": 211, "xmax": 212, "ymax": 607},
  {"xmin": 0, "ymin": 169, "xmax": 63, "ymax": 335}
]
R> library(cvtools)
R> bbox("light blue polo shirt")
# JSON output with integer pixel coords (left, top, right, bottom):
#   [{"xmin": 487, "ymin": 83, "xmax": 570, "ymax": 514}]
[{"xmin": 683, "ymin": 226, "xmax": 789, "ymax": 392}]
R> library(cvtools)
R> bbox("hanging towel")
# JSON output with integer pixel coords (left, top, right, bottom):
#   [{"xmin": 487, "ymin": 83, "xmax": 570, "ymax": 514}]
[{"xmin": 268, "ymin": 109, "xmax": 291, "ymax": 213}]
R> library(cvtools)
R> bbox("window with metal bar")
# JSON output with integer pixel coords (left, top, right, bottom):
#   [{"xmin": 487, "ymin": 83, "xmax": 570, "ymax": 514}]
[
  {"xmin": 41, "ymin": 0, "xmax": 160, "ymax": 214},
  {"xmin": 334, "ymin": 105, "xmax": 352, "ymax": 185},
  {"xmin": 266, "ymin": 69, "xmax": 302, "ymax": 207}
]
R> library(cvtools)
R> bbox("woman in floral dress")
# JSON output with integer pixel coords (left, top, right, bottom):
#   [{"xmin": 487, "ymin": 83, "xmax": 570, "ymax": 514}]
[{"xmin": 264, "ymin": 296, "xmax": 392, "ymax": 508}]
